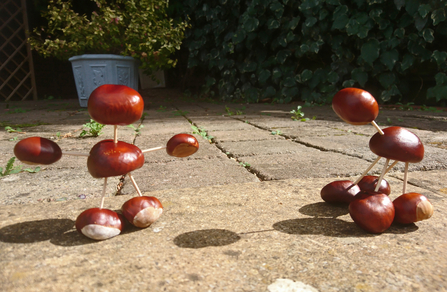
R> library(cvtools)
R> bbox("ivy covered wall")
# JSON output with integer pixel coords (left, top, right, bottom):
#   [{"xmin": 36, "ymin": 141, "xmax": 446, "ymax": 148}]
[{"xmin": 182, "ymin": 0, "xmax": 447, "ymax": 104}]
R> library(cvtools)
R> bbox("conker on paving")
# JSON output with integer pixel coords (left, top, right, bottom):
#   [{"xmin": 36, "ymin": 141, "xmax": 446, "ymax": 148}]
[
  {"xmin": 166, "ymin": 134, "xmax": 199, "ymax": 157},
  {"xmin": 320, "ymin": 180, "xmax": 360, "ymax": 204},
  {"xmin": 75, "ymin": 208, "xmax": 124, "ymax": 240},
  {"xmin": 357, "ymin": 175, "xmax": 391, "ymax": 195},
  {"xmin": 14, "ymin": 137, "xmax": 62, "ymax": 165},
  {"xmin": 393, "ymin": 192, "xmax": 433, "ymax": 224},
  {"xmin": 121, "ymin": 196, "xmax": 163, "ymax": 228},
  {"xmin": 349, "ymin": 191, "xmax": 395, "ymax": 234}
]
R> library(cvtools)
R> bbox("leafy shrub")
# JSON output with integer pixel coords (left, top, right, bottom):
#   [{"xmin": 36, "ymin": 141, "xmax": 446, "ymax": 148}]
[{"xmin": 182, "ymin": 0, "xmax": 447, "ymax": 104}]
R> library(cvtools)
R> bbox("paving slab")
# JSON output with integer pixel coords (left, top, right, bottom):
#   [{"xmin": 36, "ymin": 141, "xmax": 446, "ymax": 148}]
[
  {"xmin": 1, "ymin": 89, "xmax": 447, "ymax": 291},
  {"xmin": 0, "ymin": 177, "xmax": 446, "ymax": 292}
]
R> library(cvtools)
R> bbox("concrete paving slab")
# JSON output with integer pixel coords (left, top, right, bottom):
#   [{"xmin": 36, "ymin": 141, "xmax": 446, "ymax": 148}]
[
  {"xmin": 390, "ymin": 169, "xmax": 447, "ymax": 197},
  {"xmin": 118, "ymin": 157, "xmax": 260, "ymax": 195},
  {"xmin": 238, "ymin": 150, "xmax": 370, "ymax": 180},
  {"xmin": 1, "ymin": 89, "xmax": 447, "ymax": 291},
  {"xmin": 0, "ymin": 178, "xmax": 446, "ymax": 292}
]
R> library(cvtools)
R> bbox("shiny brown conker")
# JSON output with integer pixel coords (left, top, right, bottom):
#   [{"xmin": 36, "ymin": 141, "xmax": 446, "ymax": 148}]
[
  {"xmin": 121, "ymin": 196, "xmax": 163, "ymax": 228},
  {"xmin": 75, "ymin": 208, "xmax": 124, "ymax": 240},
  {"xmin": 393, "ymin": 192, "xmax": 433, "ymax": 224},
  {"xmin": 166, "ymin": 134, "xmax": 199, "ymax": 157},
  {"xmin": 320, "ymin": 180, "xmax": 361, "ymax": 204},
  {"xmin": 14, "ymin": 137, "xmax": 62, "ymax": 165},
  {"xmin": 332, "ymin": 88, "xmax": 379, "ymax": 125}
]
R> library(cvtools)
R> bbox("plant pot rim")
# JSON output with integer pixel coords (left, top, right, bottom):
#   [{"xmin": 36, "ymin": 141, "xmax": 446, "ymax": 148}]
[{"xmin": 69, "ymin": 54, "xmax": 136, "ymax": 62}]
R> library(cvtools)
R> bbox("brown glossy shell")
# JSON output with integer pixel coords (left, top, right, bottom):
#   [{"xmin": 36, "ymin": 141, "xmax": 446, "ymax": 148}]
[
  {"xmin": 14, "ymin": 137, "xmax": 62, "ymax": 165},
  {"xmin": 369, "ymin": 127, "xmax": 424, "ymax": 163},
  {"xmin": 393, "ymin": 192, "xmax": 433, "ymax": 224},
  {"xmin": 332, "ymin": 88, "xmax": 379, "ymax": 125},
  {"xmin": 166, "ymin": 134, "xmax": 199, "ymax": 157},
  {"xmin": 87, "ymin": 140, "xmax": 144, "ymax": 178},
  {"xmin": 320, "ymin": 180, "xmax": 360, "ymax": 204},
  {"xmin": 121, "ymin": 196, "xmax": 163, "ymax": 228},
  {"xmin": 357, "ymin": 175, "xmax": 391, "ymax": 195},
  {"xmin": 349, "ymin": 191, "xmax": 395, "ymax": 234},
  {"xmin": 88, "ymin": 84, "xmax": 144, "ymax": 126}
]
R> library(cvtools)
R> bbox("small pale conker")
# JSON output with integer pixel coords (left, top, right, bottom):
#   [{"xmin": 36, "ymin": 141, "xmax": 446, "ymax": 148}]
[
  {"xmin": 122, "ymin": 196, "xmax": 163, "ymax": 228},
  {"xmin": 75, "ymin": 208, "xmax": 124, "ymax": 240}
]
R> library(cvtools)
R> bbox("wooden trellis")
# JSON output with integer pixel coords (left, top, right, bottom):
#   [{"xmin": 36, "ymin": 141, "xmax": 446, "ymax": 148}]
[{"xmin": 0, "ymin": 0, "xmax": 37, "ymax": 101}]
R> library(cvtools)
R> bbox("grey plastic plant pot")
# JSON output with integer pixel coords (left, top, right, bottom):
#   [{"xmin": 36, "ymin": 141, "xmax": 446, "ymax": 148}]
[{"xmin": 69, "ymin": 54, "xmax": 139, "ymax": 107}]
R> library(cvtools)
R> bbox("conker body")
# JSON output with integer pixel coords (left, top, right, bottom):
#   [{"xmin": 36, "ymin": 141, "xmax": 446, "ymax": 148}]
[
  {"xmin": 357, "ymin": 176, "xmax": 391, "ymax": 195},
  {"xmin": 349, "ymin": 191, "xmax": 395, "ymax": 234},
  {"xmin": 369, "ymin": 127, "xmax": 424, "ymax": 163},
  {"xmin": 14, "ymin": 137, "xmax": 62, "ymax": 165},
  {"xmin": 87, "ymin": 140, "xmax": 144, "ymax": 178},
  {"xmin": 393, "ymin": 193, "xmax": 433, "ymax": 224},
  {"xmin": 166, "ymin": 134, "xmax": 199, "ymax": 157},
  {"xmin": 320, "ymin": 180, "xmax": 360, "ymax": 204},
  {"xmin": 75, "ymin": 208, "xmax": 124, "ymax": 240},
  {"xmin": 332, "ymin": 88, "xmax": 379, "ymax": 125},
  {"xmin": 88, "ymin": 84, "xmax": 144, "ymax": 126},
  {"xmin": 122, "ymin": 196, "xmax": 163, "ymax": 228}
]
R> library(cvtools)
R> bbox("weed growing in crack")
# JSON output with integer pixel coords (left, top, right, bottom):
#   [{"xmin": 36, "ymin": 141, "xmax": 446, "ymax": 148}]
[
  {"xmin": 79, "ymin": 119, "xmax": 105, "ymax": 137},
  {"xmin": 225, "ymin": 106, "xmax": 245, "ymax": 116},
  {"xmin": 0, "ymin": 157, "xmax": 40, "ymax": 177},
  {"xmin": 191, "ymin": 124, "xmax": 213, "ymax": 142},
  {"xmin": 128, "ymin": 124, "xmax": 144, "ymax": 136},
  {"xmin": 239, "ymin": 161, "xmax": 251, "ymax": 168},
  {"xmin": 271, "ymin": 130, "xmax": 282, "ymax": 135}
]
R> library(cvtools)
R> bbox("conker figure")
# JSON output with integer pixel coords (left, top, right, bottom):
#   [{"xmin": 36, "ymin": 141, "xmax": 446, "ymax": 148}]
[
  {"xmin": 323, "ymin": 87, "xmax": 433, "ymax": 233},
  {"xmin": 13, "ymin": 84, "xmax": 199, "ymax": 240}
]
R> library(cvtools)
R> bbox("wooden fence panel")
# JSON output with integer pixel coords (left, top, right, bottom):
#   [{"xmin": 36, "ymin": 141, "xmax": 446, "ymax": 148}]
[{"xmin": 0, "ymin": 0, "xmax": 37, "ymax": 101}]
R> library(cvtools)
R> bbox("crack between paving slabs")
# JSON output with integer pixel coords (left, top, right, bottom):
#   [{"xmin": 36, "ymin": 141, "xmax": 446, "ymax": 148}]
[{"xmin": 174, "ymin": 109, "xmax": 267, "ymax": 182}]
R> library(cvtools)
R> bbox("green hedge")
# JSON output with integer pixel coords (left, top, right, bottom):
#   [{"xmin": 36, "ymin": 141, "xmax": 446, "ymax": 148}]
[{"xmin": 182, "ymin": 0, "xmax": 447, "ymax": 104}]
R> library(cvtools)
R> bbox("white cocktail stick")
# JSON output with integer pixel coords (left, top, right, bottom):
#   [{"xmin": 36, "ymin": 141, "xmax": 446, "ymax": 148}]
[
  {"xmin": 374, "ymin": 158, "xmax": 390, "ymax": 192},
  {"xmin": 371, "ymin": 120, "xmax": 384, "ymax": 135},
  {"xmin": 353, "ymin": 156, "xmax": 381, "ymax": 185},
  {"xmin": 62, "ymin": 151, "xmax": 89, "ymax": 157},
  {"xmin": 99, "ymin": 177, "xmax": 108, "ymax": 209},
  {"xmin": 128, "ymin": 173, "xmax": 143, "ymax": 196},
  {"xmin": 142, "ymin": 146, "xmax": 166, "ymax": 153},
  {"xmin": 385, "ymin": 160, "xmax": 399, "ymax": 174},
  {"xmin": 114, "ymin": 125, "xmax": 118, "ymax": 144},
  {"xmin": 402, "ymin": 162, "xmax": 409, "ymax": 194}
]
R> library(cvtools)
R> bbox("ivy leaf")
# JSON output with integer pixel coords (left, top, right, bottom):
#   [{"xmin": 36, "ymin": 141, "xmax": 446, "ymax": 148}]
[
  {"xmin": 394, "ymin": 0, "xmax": 405, "ymax": 11},
  {"xmin": 276, "ymin": 50, "xmax": 291, "ymax": 64},
  {"xmin": 378, "ymin": 72, "xmax": 396, "ymax": 89},
  {"xmin": 422, "ymin": 28, "xmax": 434, "ymax": 43},
  {"xmin": 327, "ymin": 71, "xmax": 339, "ymax": 84},
  {"xmin": 360, "ymin": 39, "xmax": 380, "ymax": 66},
  {"xmin": 267, "ymin": 19, "xmax": 280, "ymax": 29},
  {"xmin": 299, "ymin": 69, "xmax": 313, "ymax": 83},
  {"xmin": 332, "ymin": 5, "xmax": 349, "ymax": 30},
  {"xmin": 435, "ymin": 72, "xmax": 447, "ymax": 85},
  {"xmin": 243, "ymin": 17, "xmax": 259, "ymax": 32},
  {"xmin": 380, "ymin": 49, "xmax": 399, "ymax": 71},
  {"xmin": 351, "ymin": 68, "xmax": 368, "ymax": 87},
  {"xmin": 262, "ymin": 86, "xmax": 276, "ymax": 98},
  {"xmin": 431, "ymin": 8, "xmax": 446, "ymax": 26},
  {"xmin": 281, "ymin": 86, "xmax": 299, "ymax": 99},
  {"xmin": 432, "ymin": 51, "xmax": 447, "ymax": 67},
  {"xmin": 381, "ymin": 84, "xmax": 401, "ymax": 102},
  {"xmin": 283, "ymin": 76, "xmax": 296, "ymax": 87},
  {"xmin": 305, "ymin": 17, "xmax": 317, "ymax": 27},
  {"xmin": 400, "ymin": 54, "xmax": 414, "ymax": 71},
  {"xmin": 258, "ymin": 69, "xmax": 271, "ymax": 84},
  {"xmin": 418, "ymin": 4, "xmax": 432, "ymax": 18}
]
